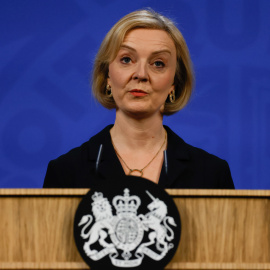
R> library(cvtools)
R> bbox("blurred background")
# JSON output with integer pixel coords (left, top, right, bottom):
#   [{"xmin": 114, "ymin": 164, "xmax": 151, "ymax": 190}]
[{"xmin": 0, "ymin": 0, "xmax": 269, "ymax": 188}]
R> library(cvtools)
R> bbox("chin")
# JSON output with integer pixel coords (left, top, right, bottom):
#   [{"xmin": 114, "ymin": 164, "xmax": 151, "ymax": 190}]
[
  {"xmin": 125, "ymin": 108, "xmax": 161, "ymax": 119},
  {"xmin": 118, "ymin": 101, "xmax": 162, "ymax": 118}
]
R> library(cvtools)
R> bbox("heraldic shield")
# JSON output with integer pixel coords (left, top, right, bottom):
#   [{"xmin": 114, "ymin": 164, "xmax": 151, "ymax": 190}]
[{"xmin": 74, "ymin": 176, "xmax": 181, "ymax": 270}]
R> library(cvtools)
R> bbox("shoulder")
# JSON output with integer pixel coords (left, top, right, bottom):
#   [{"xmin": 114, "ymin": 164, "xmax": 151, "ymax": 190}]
[
  {"xmin": 166, "ymin": 125, "xmax": 226, "ymax": 163},
  {"xmin": 165, "ymin": 126, "xmax": 234, "ymax": 189},
  {"xmin": 43, "ymin": 141, "xmax": 90, "ymax": 188},
  {"xmin": 49, "ymin": 125, "xmax": 112, "ymax": 165},
  {"xmin": 43, "ymin": 125, "xmax": 112, "ymax": 188},
  {"xmin": 187, "ymin": 142, "xmax": 227, "ymax": 169}
]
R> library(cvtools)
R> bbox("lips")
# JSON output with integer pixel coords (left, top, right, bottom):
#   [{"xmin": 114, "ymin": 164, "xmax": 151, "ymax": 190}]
[{"xmin": 129, "ymin": 89, "xmax": 148, "ymax": 97}]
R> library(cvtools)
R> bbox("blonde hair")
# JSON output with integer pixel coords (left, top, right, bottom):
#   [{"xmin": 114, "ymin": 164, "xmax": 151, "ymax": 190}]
[{"xmin": 92, "ymin": 9, "xmax": 194, "ymax": 115}]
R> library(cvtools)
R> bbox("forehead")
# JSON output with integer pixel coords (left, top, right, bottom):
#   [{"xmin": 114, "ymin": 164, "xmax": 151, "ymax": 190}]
[{"xmin": 122, "ymin": 28, "xmax": 176, "ymax": 52}]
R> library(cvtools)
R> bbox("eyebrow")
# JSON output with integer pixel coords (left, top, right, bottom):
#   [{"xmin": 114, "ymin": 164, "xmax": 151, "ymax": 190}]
[{"xmin": 120, "ymin": 44, "xmax": 172, "ymax": 56}]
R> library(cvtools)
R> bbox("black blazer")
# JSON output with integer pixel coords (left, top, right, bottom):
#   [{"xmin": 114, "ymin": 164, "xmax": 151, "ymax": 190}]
[{"xmin": 43, "ymin": 125, "xmax": 234, "ymax": 189}]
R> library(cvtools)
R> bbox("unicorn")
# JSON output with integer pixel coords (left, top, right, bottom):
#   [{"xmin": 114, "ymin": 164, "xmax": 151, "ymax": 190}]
[{"xmin": 139, "ymin": 191, "xmax": 177, "ymax": 255}]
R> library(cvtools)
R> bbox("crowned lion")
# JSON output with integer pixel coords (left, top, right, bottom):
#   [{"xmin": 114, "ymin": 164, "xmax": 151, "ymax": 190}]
[{"xmin": 78, "ymin": 192, "xmax": 114, "ymax": 258}]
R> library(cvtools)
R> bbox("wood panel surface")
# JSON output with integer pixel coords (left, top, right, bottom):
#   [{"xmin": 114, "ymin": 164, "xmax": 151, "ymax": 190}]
[{"xmin": 0, "ymin": 189, "xmax": 269, "ymax": 269}]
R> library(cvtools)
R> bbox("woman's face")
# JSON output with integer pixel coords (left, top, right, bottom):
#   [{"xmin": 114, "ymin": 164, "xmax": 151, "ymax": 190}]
[{"xmin": 107, "ymin": 28, "xmax": 177, "ymax": 118}]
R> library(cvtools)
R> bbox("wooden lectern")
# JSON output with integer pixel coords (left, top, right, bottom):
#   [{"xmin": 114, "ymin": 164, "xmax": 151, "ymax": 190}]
[{"xmin": 0, "ymin": 189, "xmax": 269, "ymax": 269}]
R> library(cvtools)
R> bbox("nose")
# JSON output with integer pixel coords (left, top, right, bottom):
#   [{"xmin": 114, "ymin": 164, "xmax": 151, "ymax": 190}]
[{"xmin": 132, "ymin": 62, "xmax": 148, "ymax": 82}]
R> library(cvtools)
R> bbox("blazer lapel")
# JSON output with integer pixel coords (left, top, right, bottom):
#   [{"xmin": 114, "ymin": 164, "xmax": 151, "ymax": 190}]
[
  {"xmin": 98, "ymin": 142, "xmax": 126, "ymax": 180},
  {"xmin": 87, "ymin": 125, "xmax": 125, "ymax": 183},
  {"xmin": 159, "ymin": 126, "xmax": 190, "ymax": 188}
]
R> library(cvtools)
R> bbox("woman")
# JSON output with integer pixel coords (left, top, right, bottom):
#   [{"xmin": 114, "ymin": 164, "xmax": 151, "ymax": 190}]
[{"xmin": 43, "ymin": 9, "xmax": 234, "ymax": 189}]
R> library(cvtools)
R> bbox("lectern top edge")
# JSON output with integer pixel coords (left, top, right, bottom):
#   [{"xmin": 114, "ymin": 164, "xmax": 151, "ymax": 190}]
[{"xmin": 0, "ymin": 189, "xmax": 270, "ymax": 197}]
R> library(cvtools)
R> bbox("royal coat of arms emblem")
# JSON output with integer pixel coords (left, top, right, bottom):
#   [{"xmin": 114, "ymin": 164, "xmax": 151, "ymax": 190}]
[{"xmin": 77, "ymin": 187, "xmax": 178, "ymax": 268}]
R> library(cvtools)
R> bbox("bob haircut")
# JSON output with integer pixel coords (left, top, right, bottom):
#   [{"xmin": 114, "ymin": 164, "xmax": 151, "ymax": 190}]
[{"xmin": 92, "ymin": 9, "xmax": 194, "ymax": 115}]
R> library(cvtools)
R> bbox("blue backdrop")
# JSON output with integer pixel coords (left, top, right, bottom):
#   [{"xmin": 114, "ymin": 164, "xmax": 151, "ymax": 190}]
[{"xmin": 0, "ymin": 0, "xmax": 269, "ymax": 188}]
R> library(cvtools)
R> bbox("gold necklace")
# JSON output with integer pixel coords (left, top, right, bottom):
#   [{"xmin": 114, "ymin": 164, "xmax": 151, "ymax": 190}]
[{"xmin": 111, "ymin": 129, "xmax": 167, "ymax": 177}]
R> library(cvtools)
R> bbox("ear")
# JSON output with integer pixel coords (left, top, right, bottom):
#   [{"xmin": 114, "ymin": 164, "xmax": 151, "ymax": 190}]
[
  {"xmin": 107, "ymin": 76, "xmax": 111, "ymax": 86},
  {"xmin": 169, "ymin": 85, "xmax": 175, "ymax": 95}
]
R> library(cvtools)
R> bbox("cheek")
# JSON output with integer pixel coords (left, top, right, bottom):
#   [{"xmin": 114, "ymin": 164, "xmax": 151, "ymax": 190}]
[
  {"xmin": 108, "ymin": 62, "xmax": 131, "ymax": 87},
  {"xmin": 109, "ymin": 69, "xmax": 128, "ymax": 89},
  {"xmin": 155, "ymin": 73, "xmax": 175, "ymax": 94}
]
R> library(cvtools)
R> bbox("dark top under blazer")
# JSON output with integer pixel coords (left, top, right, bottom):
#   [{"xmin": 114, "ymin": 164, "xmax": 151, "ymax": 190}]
[{"xmin": 43, "ymin": 125, "xmax": 235, "ymax": 189}]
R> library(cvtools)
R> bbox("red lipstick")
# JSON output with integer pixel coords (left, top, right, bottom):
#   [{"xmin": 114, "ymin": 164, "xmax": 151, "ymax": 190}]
[{"xmin": 129, "ymin": 89, "xmax": 148, "ymax": 97}]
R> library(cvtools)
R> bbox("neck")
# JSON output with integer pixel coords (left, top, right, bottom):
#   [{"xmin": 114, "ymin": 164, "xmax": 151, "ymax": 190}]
[
  {"xmin": 110, "ymin": 111, "xmax": 167, "ymax": 182},
  {"xmin": 111, "ymin": 111, "xmax": 165, "ymax": 150}
]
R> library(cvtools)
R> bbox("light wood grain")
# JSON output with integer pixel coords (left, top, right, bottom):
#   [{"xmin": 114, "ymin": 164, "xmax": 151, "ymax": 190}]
[
  {"xmin": 171, "ymin": 197, "xmax": 270, "ymax": 263},
  {"xmin": 0, "ymin": 196, "xmax": 82, "ymax": 262},
  {"xmin": 0, "ymin": 262, "xmax": 88, "ymax": 269},
  {"xmin": 1, "ymin": 189, "xmax": 270, "ymax": 197},
  {"xmin": 0, "ymin": 189, "xmax": 270, "ymax": 269},
  {"xmin": 1, "ymin": 262, "xmax": 270, "ymax": 269}
]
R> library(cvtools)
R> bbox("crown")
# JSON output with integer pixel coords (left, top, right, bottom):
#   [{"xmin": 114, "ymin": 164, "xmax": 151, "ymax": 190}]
[
  {"xmin": 112, "ymin": 188, "xmax": 141, "ymax": 215},
  {"xmin": 91, "ymin": 192, "xmax": 108, "ymax": 206}
]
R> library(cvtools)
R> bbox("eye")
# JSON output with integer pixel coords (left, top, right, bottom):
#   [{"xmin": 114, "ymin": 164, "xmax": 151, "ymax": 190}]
[
  {"xmin": 153, "ymin": 61, "xmax": 165, "ymax": 68},
  {"xmin": 120, "ymin": 57, "xmax": 132, "ymax": 64}
]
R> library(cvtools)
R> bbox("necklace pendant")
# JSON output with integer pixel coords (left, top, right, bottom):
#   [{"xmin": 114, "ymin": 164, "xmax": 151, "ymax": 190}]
[{"xmin": 129, "ymin": 169, "xmax": 143, "ymax": 177}]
